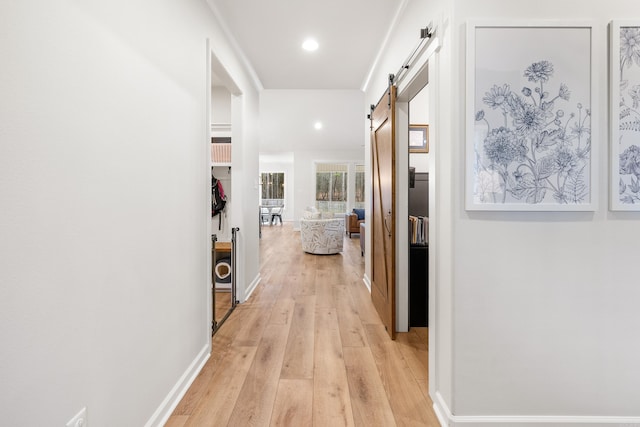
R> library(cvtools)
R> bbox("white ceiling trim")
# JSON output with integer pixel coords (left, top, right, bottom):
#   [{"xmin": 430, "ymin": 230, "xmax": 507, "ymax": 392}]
[
  {"xmin": 205, "ymin": 0, "xmax": 264, "ymax": 92},
  {"xmin": 361, "ymin": 0, "xmax": 409, "ymax": 93}
]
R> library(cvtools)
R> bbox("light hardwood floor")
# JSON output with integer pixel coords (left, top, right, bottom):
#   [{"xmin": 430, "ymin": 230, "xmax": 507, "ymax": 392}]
[{"xmin": 166, "ymin": 223, "xmax": 440, "ymax": 426}]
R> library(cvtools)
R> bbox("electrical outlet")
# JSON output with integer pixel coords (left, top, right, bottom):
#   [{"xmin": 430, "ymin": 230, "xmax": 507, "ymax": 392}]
[{"xmin": 66, "ymin": 407, "xmax": 87, "ymax": 427}]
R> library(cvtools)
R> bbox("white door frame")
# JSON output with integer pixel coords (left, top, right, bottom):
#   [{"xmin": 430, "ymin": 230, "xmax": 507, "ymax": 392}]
[
  {"xmin": 395, "ymin": 34, "xmax": 440, "ymax": 397},
  {"xmin": 206, "ymin": 39, "xmax": 244, "ymax": 345}
]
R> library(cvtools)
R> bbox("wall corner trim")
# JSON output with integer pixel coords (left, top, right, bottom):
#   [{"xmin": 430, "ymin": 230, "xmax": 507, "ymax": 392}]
[
  {"xmin": 433, "ymin": 392, "xmax": 450, "ymax": 426},
  {"xmin": 434, "ymin": 391, "xmax": 640, "ymax": 426},
  {"xmin": 243, "ymin": 274, "xmax": 261, "ymax": 302},
  {"xmin": 362, "ymin": 274, "xmax": 372, "ymax": 292},
  {"xmin": 146, "ymin": 345, "xmax": 210, "ymax": 427}
]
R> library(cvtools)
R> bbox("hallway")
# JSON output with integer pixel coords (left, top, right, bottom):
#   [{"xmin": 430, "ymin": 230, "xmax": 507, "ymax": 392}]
[{"xmin": 167, "ymin": 224, "xmax": 439, "ymax": 426}]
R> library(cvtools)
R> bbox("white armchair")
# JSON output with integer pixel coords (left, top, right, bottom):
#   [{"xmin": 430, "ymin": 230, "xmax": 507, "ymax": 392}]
[{"xmin": 300, "ymin": 215, "xmax": 344, "ymax": 254}]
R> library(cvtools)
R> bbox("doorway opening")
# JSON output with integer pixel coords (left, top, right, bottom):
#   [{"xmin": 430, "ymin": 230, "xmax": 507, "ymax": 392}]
[
  {"xmin": 207, "ymin": 42, "xmax": 242, "ymax": 337},
  {"xmin": 394, "ymin": 35, "xmax": 439, "ymax": 399}
]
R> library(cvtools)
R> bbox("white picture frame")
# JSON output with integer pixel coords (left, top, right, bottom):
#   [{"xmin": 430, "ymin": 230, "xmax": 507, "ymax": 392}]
[
  {"xmin": 465, "ymin": 22, "xmax": 597, "ymax": 211},
  {"xmin": 610, "ymin": 21, "xmax": 640, "ymax": 210}
]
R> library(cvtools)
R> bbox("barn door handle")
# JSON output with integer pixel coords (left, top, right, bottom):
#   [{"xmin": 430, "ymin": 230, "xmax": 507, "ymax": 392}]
[{"xmin": 384, "ymin": 210, "xmax": 392, "ymax": 237}]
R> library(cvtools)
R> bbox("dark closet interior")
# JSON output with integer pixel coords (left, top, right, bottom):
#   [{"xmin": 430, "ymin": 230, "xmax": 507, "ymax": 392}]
[{"xmin": 409, "ymin": 169, "xmax": 428, "ymax": 327}]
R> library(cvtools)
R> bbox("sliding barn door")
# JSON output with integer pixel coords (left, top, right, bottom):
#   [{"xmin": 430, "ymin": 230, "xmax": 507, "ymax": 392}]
[{"xmin": 370, "ymin": 85, "xmax": 396, "ymax": 339}]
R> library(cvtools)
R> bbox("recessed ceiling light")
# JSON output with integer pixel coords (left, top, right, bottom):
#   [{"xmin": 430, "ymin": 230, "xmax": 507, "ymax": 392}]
[
  {"xmin": 314, "ymin": 121, "xmax": 323, "ymax": 130},
  {"xmin": 302, "ymin": 38, "xmax": 319, "ymax": 52}
]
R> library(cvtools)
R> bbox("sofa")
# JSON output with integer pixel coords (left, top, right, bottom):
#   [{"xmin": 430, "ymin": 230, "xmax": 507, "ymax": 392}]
[
  {"xmin": 300, "ymin": 209, "xmax": 344, "ymax": 254},
  {"xmin": 345, "ymin": 208, "xmax": 365, "ymax": 237}
]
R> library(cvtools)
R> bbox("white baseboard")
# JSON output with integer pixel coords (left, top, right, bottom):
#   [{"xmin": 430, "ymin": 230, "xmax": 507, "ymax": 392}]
[
  {"xmin": 433, "ymin": 393, "xmax": 449, "ymax": 426},
  {"xmin": 145, "ymin": 344, "xmax": 210, "ymax": 427},
  {"xmin": 362, "ymin": 273, "xmax": 371, "ymax": 292},
  {"xmin": 433, "ymin": 392, "xmax": 640, "ymax": 426},
  {"xmin": 243, "ymin": 273, "xmax": 261, "ymax": 302}
]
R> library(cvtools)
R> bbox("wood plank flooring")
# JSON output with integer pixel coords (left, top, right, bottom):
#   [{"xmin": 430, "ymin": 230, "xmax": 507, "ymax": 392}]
[{"xmin": 166, "ymin": 223, "xmax": 439, "ymax": 427}]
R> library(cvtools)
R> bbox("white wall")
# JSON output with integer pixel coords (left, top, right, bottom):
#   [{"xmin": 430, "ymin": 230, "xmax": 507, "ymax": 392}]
[
  {"xmin": 0, "ymin": 1, "xmax": 260, "ymax": 425},
  {"xmin": 409, "ymin": 84, "xmax": 430, "ymax": 173},
  {"xmin": 230, "ymin": 90, "xmax": 262, "ymax": 304},
  {"xmin": 448, "ymin": 0, "xmax": 640, "ymax": 422},
  {"xmin": 368, "ymin": 0, "xmax": 640, "ymax": 423},
  {"xmin": 260, "ymin": 89, "xmax": 365, "ymax": 152},
  {"xmin": 211, "ymin": 86, "xmax": 232, "ymax": 125}
]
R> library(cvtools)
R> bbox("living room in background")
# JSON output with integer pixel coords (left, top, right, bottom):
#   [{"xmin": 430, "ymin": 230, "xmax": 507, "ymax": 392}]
[
  {"xmin": 260, "ymin": 172, "xmax": 285, "ymax": 202},
  {"xmin": 259, "ymin": 172, "xmax": 285, "ymax": 226},
  {"xmin": 315, "ymin": 163, "xmax": 348, "ymax": 214},
  {"xmin": 354, "ymin": 164, "xmax": 365, "ymax": 209}
]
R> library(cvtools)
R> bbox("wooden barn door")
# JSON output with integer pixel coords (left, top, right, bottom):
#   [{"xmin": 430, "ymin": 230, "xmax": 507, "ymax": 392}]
[{"xmin": 370, "ymin": 85, "xmax": 396, "ymax": 339}]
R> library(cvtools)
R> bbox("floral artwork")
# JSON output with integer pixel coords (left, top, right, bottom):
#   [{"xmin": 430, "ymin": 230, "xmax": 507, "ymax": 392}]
[
  {"xmin": 466, "ymin": 24, "xmax": 594, "ymax": 211},
  {"xmin": 612, "ymin": 22, "xmax": 640, "ymax": 209},
  {"xmin": 474, "ymin": 61, "xmax": 590, "ymax": 204}
]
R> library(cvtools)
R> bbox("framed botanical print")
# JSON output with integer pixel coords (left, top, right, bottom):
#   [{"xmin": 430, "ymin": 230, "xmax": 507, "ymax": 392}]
[
  {"xmin": 466, "ymin": 22, "xmax": 597, "ymax": 211},
  {"xmin": 610, "ymin": 21, "xmax": 640, "ymax": 210}
]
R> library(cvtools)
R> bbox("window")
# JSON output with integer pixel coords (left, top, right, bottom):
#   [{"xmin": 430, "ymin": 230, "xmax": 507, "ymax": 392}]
[
  {"xmin": 315, "ymin": 163, "xmax": 347, "ymax": 214},
  {"xmin": 261, "ymin": 172, "xmax": 285, "ymax": 201},
  {"xmin": 354, "ymin": 164, "xmax": 365, "ymax": 209}
]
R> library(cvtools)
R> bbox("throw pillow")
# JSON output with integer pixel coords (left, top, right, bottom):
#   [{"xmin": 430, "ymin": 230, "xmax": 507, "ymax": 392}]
[
  {"xmin": 303, "ymin": 207, "xmax": 320, "ymax": 220},
  {"xmin": 303, "ymin": 210, "xmax": 322, "ymax": 219},
  {"xmin": 353, "ymin": 208, "xmax": 365, "ymax": 220}
]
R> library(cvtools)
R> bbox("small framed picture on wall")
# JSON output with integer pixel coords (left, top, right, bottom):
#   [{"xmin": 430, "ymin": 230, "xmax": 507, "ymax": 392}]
[{"xmin": 409, "ymin": 124, "xmax": 429, "ymax": 153}]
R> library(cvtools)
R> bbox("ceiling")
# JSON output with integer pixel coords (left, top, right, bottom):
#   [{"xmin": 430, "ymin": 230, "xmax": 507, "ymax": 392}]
[
  {"xmin": 208, "ymin": 0, "xmax": 404, "ymax": 90},
  {"xmin": 207, "ymin": 0, "xmax": 406, "ymax": 153}
]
